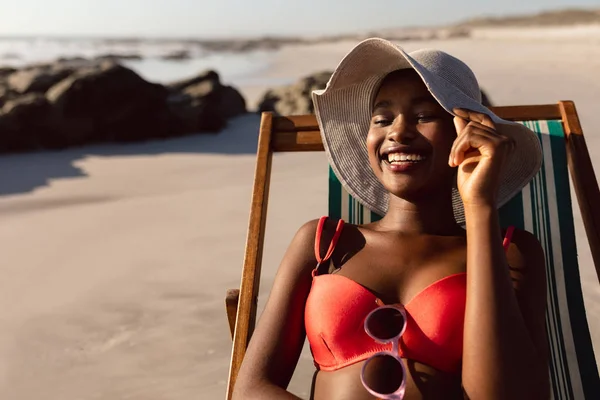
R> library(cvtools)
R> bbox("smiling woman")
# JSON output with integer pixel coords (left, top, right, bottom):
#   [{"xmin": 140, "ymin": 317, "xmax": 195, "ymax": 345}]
[
  {"xmin": 232, "ymin": 38, "xmax": 550, "ymax": 400},
  {"xmin": 368, "ymin": 73, "xmax": 457, "ymax": 197}
]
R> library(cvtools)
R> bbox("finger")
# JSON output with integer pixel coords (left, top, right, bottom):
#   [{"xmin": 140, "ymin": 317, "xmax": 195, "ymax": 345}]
[
  {"xmin": 450, "ymin": 120, "xmax": 493, "ymax": 166},
  {"xmin": 463, "ymin": 119, "xmax": 497, "ymax": 135},
  {"xmin": 453, "ymin": 115, "xmax": 468, "ymax": 136},
  {"xmin": 450, "ymin": 116, "xmax": 469, "ymax": 165},
  {"xmin": 460, "ymin": 123, "xmax": 515, "ymax": 149},
  {"xmin": 453, "ymin": 134, "xmax": 486, "ymax": 166},
  {"xmin": 452, "ymin": 133, "xmax": 475, "ymax": 167},
  {"xmin": 450, "ymin": 127, "xmax": 466, "ymax": 167},
  {"xmin": 451, "ymin": 124, "xmax": 501, "ymax": 166},
  {"xmin": 453, "ymin": 108, "xmax": 496, "ymax": 130}
]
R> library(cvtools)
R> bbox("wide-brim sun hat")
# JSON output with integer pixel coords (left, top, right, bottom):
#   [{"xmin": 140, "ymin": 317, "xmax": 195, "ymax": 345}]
[{"xmin": 312, "ymin": 37, "xmax": 543, "ymax": 225}]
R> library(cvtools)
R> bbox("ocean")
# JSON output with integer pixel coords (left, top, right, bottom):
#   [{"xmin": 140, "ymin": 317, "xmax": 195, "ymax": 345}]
[{"xmin": 0, "ymin": 37, "xmax": 293, "ymax": 88}]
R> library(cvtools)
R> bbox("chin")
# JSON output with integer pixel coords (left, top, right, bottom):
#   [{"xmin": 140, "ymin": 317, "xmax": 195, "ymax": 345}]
[{"xmin": 382, "ymin": 181, "xmax": 428, "ymax": 202}]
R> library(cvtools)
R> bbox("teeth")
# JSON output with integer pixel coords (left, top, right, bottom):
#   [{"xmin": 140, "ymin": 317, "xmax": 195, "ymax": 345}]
[{"xmin": 387, "ymin": 153, "xmax": 424, "ymax": 163}]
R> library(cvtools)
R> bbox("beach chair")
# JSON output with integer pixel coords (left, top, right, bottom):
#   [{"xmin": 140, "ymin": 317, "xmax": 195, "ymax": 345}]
[{"xmin": 225, "ymin": 102, "xmax": 600, "ymax": 399}]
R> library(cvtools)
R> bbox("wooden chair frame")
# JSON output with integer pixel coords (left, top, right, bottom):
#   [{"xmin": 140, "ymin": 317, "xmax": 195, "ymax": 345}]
[{"xmin": 225, "ymin": 101, "xmax": 600, "ymax": 399}]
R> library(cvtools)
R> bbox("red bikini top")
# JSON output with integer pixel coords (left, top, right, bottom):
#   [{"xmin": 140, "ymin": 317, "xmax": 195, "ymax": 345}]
[{"xmin": 304, "ymin": 217, "xmax": 515, "ymax": 374}]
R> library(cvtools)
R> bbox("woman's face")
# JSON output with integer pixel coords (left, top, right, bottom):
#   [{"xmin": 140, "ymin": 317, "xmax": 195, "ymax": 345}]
[{"xmin": 366, "ymin": 69, "xmax": 457, "ymax": 201}]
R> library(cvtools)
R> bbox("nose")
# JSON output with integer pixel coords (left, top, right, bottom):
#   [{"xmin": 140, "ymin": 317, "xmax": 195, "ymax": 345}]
[{"xmin": 387, "ymin": 115, "xmax": 416, "ymax": 143}]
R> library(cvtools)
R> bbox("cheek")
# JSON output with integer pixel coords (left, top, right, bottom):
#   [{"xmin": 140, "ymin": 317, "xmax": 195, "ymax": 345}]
[
  {"xmin": 429, "ymin": 130, "xmax": 458, "ymax": 179},
  {"xmin": 429, "ymin": 127, "xmax": 456, "ymax": 158},
  {"xmin": 439, "ymin": 138, "xmax": 455, "ymax": 159},
  {"xmin": 366, "ymin": 131, "xmax": 382, "ymax": 167}
]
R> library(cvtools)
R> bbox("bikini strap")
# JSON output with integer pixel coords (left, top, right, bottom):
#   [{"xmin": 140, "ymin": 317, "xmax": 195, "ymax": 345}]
[
  {"xmin": 312, "ymin": 216, "xmax": 345, "ymax": 277},
  {"xmin": 502, "ymin": 225, "xmax": 515, "ymax": 252}
]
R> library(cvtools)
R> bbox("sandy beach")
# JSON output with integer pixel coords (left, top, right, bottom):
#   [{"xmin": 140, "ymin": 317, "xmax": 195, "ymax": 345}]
[{"xmin": 1, "ymin": 28, "xmax": 600, "ymax": 399}]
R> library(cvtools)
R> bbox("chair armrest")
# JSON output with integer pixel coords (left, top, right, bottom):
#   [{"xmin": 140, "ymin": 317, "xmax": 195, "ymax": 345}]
[{"xmin": 225, "ymin": 289, "xmax": 240, "ymax": 339}]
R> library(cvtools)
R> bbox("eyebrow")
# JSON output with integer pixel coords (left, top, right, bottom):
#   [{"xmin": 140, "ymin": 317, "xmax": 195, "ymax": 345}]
[
  {"xmin": 372, "ymin": 100, "xmax": 392, "ymax": 113},
  {"xmin": 372, "ymin": 96, "xmax": 438, "ymax": 113},
  {"xmin": 411, "ymin": 96, "xmax": 438, "ymax": 105}
]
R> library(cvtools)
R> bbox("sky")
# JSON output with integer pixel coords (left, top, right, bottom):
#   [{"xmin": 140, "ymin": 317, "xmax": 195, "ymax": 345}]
[{"xmin": 0, "ymin": 0, "xmax": 598, "ymax": 38}]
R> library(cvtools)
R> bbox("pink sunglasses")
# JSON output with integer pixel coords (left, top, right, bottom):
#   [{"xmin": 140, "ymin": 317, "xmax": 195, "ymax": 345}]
[{"xmin": 361, "ymin": 304, "xmax": 408, "ymax": 399}]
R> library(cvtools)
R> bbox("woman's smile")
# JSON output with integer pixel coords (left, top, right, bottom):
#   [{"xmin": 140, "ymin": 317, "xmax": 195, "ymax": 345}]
[{"xmin": 382, "ymin": 152, "xmax": 428, "ymax": 172}]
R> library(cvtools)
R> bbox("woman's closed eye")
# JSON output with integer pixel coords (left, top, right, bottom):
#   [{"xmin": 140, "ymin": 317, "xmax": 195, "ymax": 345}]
[
  {"xmin": 373, "ymin": 117, "xmax": 392, "ymax": 126},
  {"xmin": 415, "ymin": 113, "xmax": 439, "ymax": 123},
  {"xmin": 372, "ymin": 112, "xmax": 439, "ymax": 126}
]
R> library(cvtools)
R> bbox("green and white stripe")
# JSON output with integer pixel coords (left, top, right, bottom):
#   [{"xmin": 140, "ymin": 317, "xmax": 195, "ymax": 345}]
[
  {"xmin": 329, "ymin": 167, "xmax": 382, "ymax": 225},
  {"xmin": 328, "ymin": 120, "xmax": 599, "ymax": 399}
]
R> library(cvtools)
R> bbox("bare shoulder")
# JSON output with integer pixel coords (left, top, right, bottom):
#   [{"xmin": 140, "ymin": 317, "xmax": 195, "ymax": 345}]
[
  {"xmin": 311, "ymin": 218, "xmax": 366, "ymax": 270},
  {"xmin": 280, "ymin": 217, "xmax": 354, "ymax": 276},
  {"xmin": 282, "ymin": 218, "xmax": 321, "ymax": 273},
  {"xmin": 293, "ymin": 218, "xmax": 321, "ymax": 246}
]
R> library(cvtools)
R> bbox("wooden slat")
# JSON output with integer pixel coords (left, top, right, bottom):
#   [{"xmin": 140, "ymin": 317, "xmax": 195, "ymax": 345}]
[
  {"xmin": 225, "ymin": 289, "xmax": 240, "ymax": 339},
  {"xmin": 272, "ymin": 130, "xmax": 324, "ymax": 152},
  {"xmin": 272, "ymin": 114, "xmax": 319, "ymax": 132},
  {"xmin": 226, "ymin": 113, "xmax": 274, "ymax": 399},
  {"xmin": 491, "ymin": 104, "xmax": 562, "ymax": 121},
  {"xmin": 269, "ymin": 104, "xmax": 563, "ymax": 152},
  {"xmin": 559, "ymin": 101, "xmax": 600, "ymax": 283}
]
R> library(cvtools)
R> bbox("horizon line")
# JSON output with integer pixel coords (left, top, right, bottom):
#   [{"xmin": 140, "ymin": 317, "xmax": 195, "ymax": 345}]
[{"xmin": 0, "ymin": 6, "xmax": 596, "ymax": 42}]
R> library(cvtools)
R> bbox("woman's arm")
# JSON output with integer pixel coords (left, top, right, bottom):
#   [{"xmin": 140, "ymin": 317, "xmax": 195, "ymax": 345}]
[
  {"xmin": 232, "ymin": 219, "xmax": 320, "ymax": 400},
  {"xmin": 449, "ymin": 109, "xmax": 549, "ymax": 399},
  {"xmin": 461, "ymin": 206, "xmax": 549, "ymax": 400}
]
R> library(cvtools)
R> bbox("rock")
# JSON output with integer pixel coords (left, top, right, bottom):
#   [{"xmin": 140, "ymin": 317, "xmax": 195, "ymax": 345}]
[
  {"xmin": 0, "ymin": 86, "xmax": 7, "ymax": 105},
  {"xmin": 167, "ymin": 69, "xmax": 246, "ymax": 132},
  {"xmin": 257, "ymin": 71, "xmax": 332, "ymax": 115},
  {"xmin": 169, "ymin": 70, "xmax": 220, "ymax": 92},
  {"xmin": 95, "ymin": 53, "xmax": 143, "ymax": 62},
  {"xmin": 168, "ymin": 92, "xmax": 226, "ymax": 132},
  {"xmin": 0, "ymin": 61, "xmax": 248, "ymax": 153},
  {"xmin": 0, "ymin": 86, "xmax": 19, "ymax": 108},
  {"xmin": 7, "ymin": 66, "xmax": 74, "ymax": 94},
  {"xmin": 1, "ymin": 69, "xmax": 19, "ymax": 108},
  {"xmin": 181, "ymin": 78, "xmax": 219, "ymax": 98},
  {"xmin": 198, "ymin": 37, "xmax": 307, "ymax": 53},
  {"xmin": 49, "ymin": 59, "xmax": 100, "ymax": 74},
  {"xmin": 218, "ymin": 85, "xmax": 247, "ymax": 119},
  {"xmin": 442, "ymin": 27, "xmax": 471, "ymax": 39},
  {"xmin": 0, "ymin": 66, "xmax": 17, "ymax": 78},
  {"xmin": 56, "ymin": 56, "xmax": 89, "ymax": 63},
  {"xmin": 46, "ymin": 61, "xmax": 174, "ymax": 144},
  {"xmin": 0, "ymin": 93, "xmax": 61, "ymax": 152},
  {"xmin": 162, "ymin": 50, "xmax": 191, "ymax": 61}
]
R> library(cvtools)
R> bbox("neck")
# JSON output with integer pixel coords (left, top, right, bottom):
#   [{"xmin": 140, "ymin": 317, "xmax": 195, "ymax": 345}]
[{"xmin": 376, "ymin": 191, "xmax": 464, "ymax": 236}]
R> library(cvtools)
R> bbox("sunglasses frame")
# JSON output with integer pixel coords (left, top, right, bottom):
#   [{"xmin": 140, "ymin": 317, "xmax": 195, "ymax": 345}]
[{"xmin": 360, "ymin": 304, "xmax": 408, "ymax": 399}]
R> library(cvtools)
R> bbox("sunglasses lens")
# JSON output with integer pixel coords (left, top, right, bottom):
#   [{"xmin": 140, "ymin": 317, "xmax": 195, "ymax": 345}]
[
  {"xmin": 365, "ymin": 307, "xmax": 405, "ymax": 340},
  {"xmin": 362, "ymin": 354, "xmax": 404, "ymax": 395}
]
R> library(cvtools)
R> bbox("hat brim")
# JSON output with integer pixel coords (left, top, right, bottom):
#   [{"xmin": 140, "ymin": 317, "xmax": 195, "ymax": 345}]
[{"xmin": 312, "ymin": 38, "xmax": 542, "ymax": 224}]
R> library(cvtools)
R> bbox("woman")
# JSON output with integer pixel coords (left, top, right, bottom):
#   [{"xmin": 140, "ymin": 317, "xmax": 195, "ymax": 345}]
[{"xmin": 232, "ymin": 38, "xmax": 550, "ymax": 399}]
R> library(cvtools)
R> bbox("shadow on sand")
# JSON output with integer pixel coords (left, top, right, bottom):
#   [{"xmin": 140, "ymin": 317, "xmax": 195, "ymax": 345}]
[{"xmin": 0, "ymin": 113, "xmax": 262, "ymax": 196}]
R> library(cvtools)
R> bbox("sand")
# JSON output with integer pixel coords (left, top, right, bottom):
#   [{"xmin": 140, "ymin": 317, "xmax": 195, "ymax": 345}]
[{"xmin": 1, "ymin": 30, "xmax": 599, "ymax": 399}]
